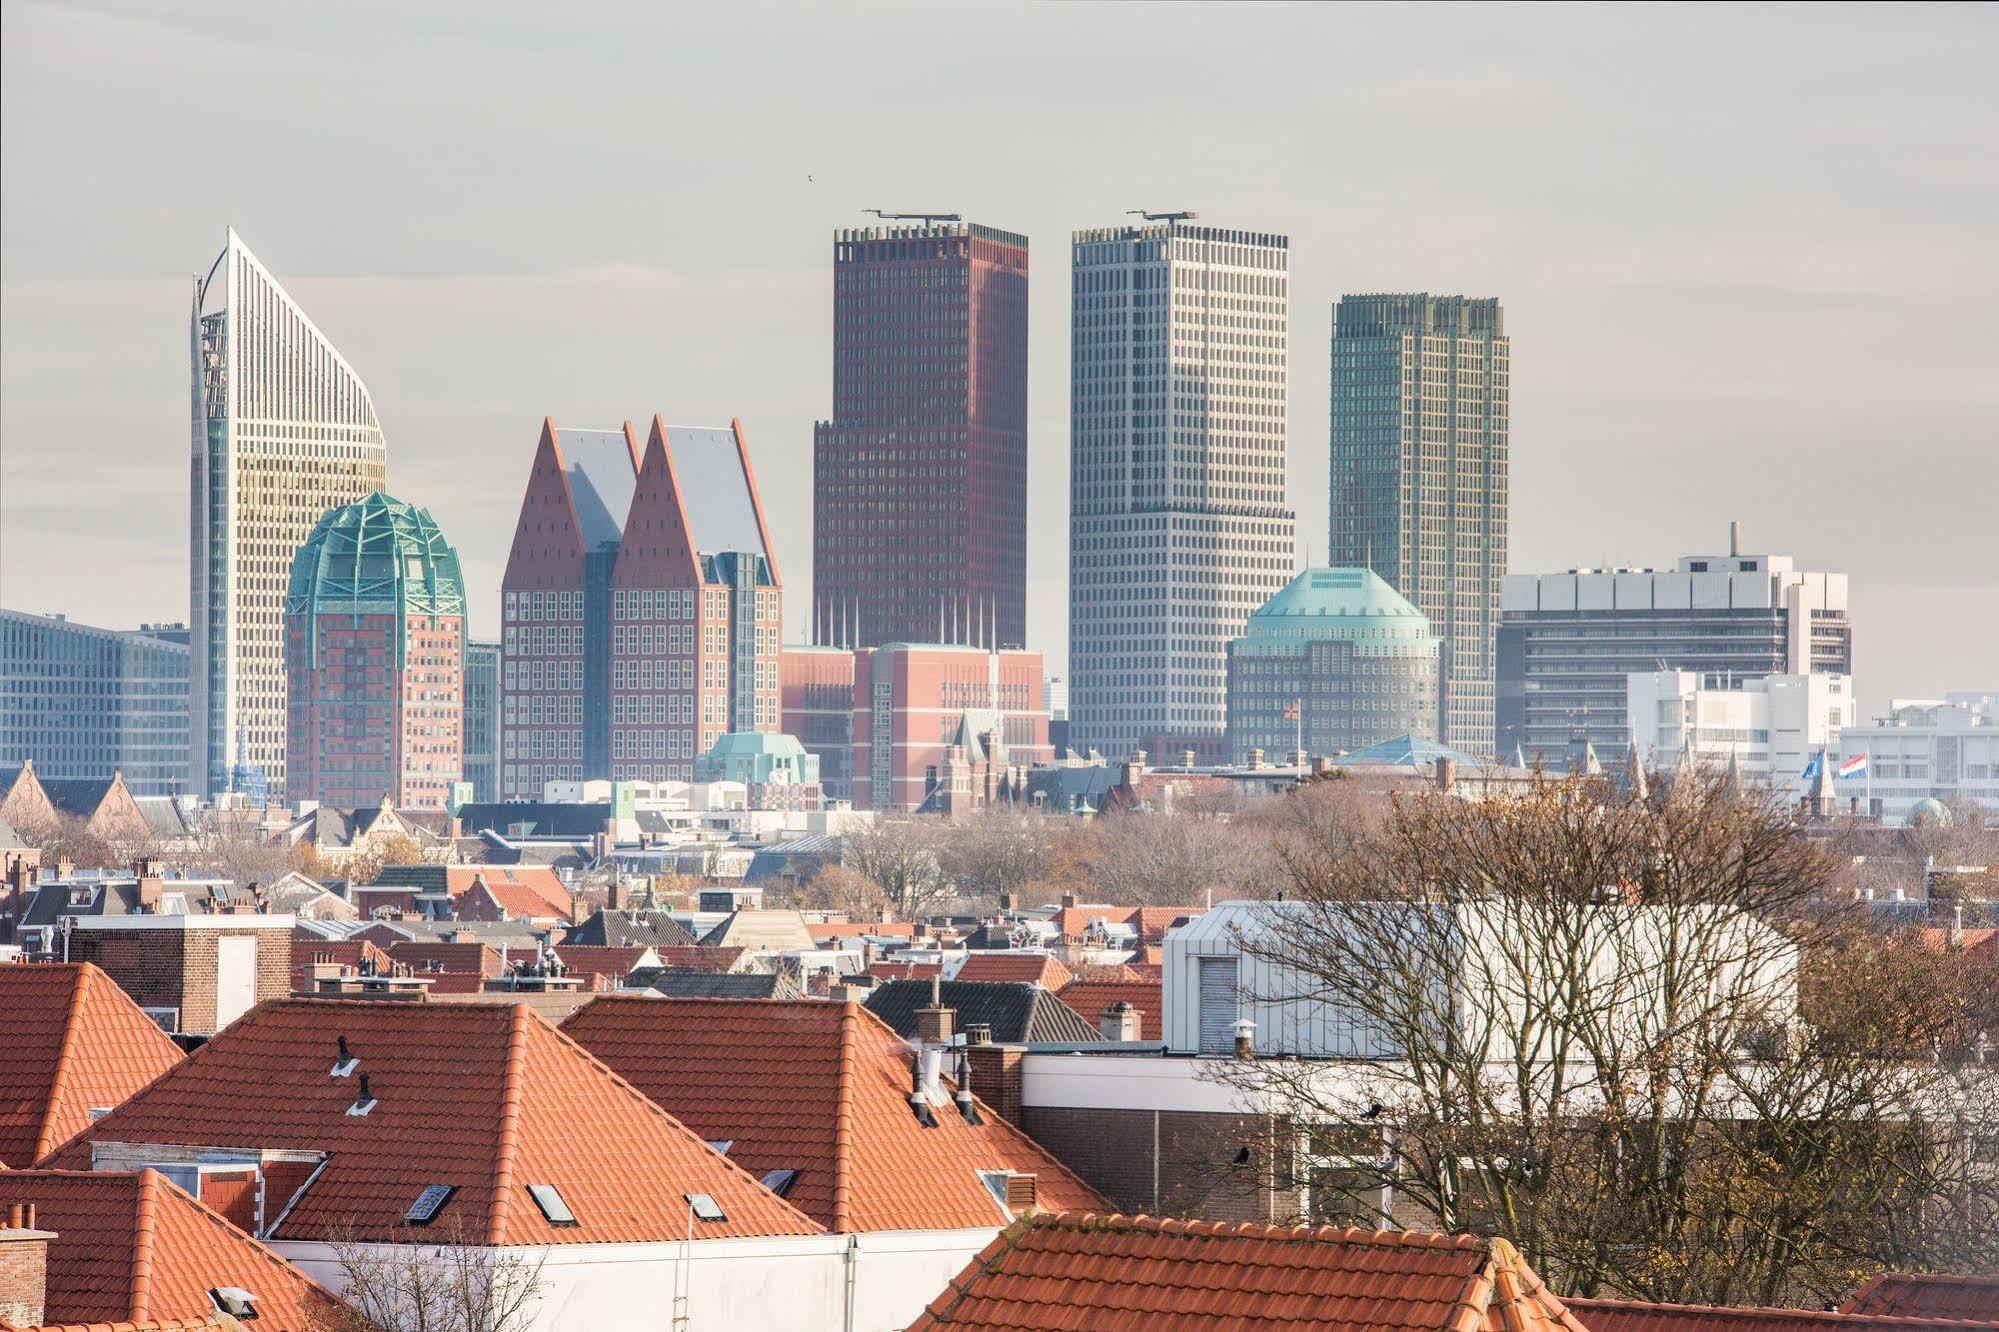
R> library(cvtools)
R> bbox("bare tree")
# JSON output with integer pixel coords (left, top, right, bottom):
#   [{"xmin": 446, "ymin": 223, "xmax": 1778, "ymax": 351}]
[
  {"xmin": 319, "ymin": 1221, "xmax": 545, "ymax": 1332},
  {"xmin": 1213, "ymin": 771, "xmax": 1999, "ymax": 1307},
  {"xmin": 932, "ymin": 807, "xmax": 1061, "ymax": 907},
  {"xmin": 1050, "ymin": 807, "xmax": 1270, "ymax": 906},
  {"xmin": 17, "ymin": 812, "xmax": 119, "ymax": 870},
  {"xmin": 841, "ymin": 817, "xmax": 952, "ymax": 918}
]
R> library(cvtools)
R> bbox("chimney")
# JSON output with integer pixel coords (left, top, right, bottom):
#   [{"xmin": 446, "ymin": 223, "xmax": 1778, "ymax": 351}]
[
  {"xmin": 997, "ymin": 893, "xmax": 1016, "ymax": 914},
  {"xmin": 1099, "ymin": 1000, "xmax": 1141, "ymax": 1042},
  {"xmin": 606, "ymin": 878, "xmax": 624, "ymax": 911},
  {"xmin": 1233, "ymin": 1018, "xmax": 1256, "ymax": 1061},
  {"xmin": 1060, "ymin": 892, "xmax": 1077, "ymax": 911},
  {"xmin": 0, "ymin": 1206, "xmax": 53, "ymax": 1330},
  {"xmin": 1311, "ymin": 756, "xmax": 1333, "ymax": 778},
  {"xmin": 137, "ymin": 875, "xmax": 165, "ymax": 912},
  {"xmin": 1951, "ymin": 903, "xmax": 1965, "ymax": 948},
  {"xmin": 964, "ymin": 1023, "xmax": 992, "ymax": 1046},
  {"xmin": 963, "ymin": 1040, "xmax": 1024, "ymax": 1122},
  {"xmin": 1729, "ymin": 519, "xmax": 1741, "ymax": 557},
  {"xmin": 1435, "ymin": 758, "xmax": 1456, "ymax": 792},
  {"xmin": 915, "ymin": 974, "xmax": 955, "ymax": 1044}
]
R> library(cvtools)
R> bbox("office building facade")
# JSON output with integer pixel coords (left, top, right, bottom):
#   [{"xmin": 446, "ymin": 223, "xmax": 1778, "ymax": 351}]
[
  {"xmin": 191, "ymin": 229, "xmax": 388, "ymax": 798},
  {"xmin": 1225, "ymin": 568, "xmax": 1439, "ymax": 764},
  {"xmin": 462, "ymin": 640, "xmax": 501, "ymax": 802},
  {"xmin": 780, "ymin": 644, "xmax": 858, "ymax": 802},
  {"xmin": 500, "ymin": 417, "xmax": 780, "ymax": 797},
  {"xmin": 1627, "ymin": 670, "xmax": 1855, "ymax": 798},
  {"xmin": 285, "ymin": 493, "xmax": 466, "ymax": 812},
  {"xmin": 1840, "ymin": 693, "xmax": 1999, "ymax": 825},
  {"xmin": 1329, "ymin": 294, "xmax": 1508, "ymax": 758},
  {"xmin": 0, "ymin": 612, "xmax": 190, "ymax": 795},
  {"xmin": 850, "ymin": 644, "xmax": 1052, "ymax": 811},
  {"xmin": 1069, "ymin": 220, "xmax": 1295, "ymax": 762},
  {"xmin": 813, "ymin": 222, "xmax": 1028, "ymax": 650},
  {"xmin": 1498, "ymin": 535, "xmax": 1852, "ymax": 765}
]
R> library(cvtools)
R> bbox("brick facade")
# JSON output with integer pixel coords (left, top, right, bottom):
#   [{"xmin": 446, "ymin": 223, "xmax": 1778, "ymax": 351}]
[
  {"xmin": 1022, "ymin": 1105, "xmax": 1282, "ymax": 1223},
  {"xmin": 0, "ymin": 1228, "xmax": 51, "ymax": 1329},
  {"xmin": 69, "ymin": 923, "xmax": 293, "ymax": 1036}
]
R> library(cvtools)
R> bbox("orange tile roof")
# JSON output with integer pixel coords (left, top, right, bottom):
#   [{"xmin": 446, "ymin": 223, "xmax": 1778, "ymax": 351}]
[
  {"xmin": 462, "ymin": 875, "xmax": 571, "ymax": 924},
  {"xmin": 1912, "ymin": 928, "xmax": 1999, "ymax": 958},
  {"xmin": 11, "ymin": 1319, "xmax": 225, "ymax": 1331},
  {"xmin": 1056, "ymin": 978, "xmax": 1163, "ymax": 1042},
  {"xmin": 955, "ymin": 953, "xmax": 1074, "ymax": 989},
  {"xmin": 1571, "ymin": 1297, "xmax": 1999, "ymax": 1332},
  {"xmin": 559, "ymin": 996, "xmax": 1109, "ymax": 1234},
  {"xmin": 1843, "ymin": 1274, "xmax": 1999, "ymax": 1320},
  {"xmin": 43, "ymin": 999, "xmax": 821, "ymax": 1245},
  {"xmin": 0, "ymin": 1170, "xmax": 342, "ymax": 1331},
  {"xmin": 442, "ymin": 866, "xmax": 572, "ymax": 918},
  {"xmin": 1122, "ymin": 906, "xmax": 1205, "ymax": 944},
  {"xmin": 907, "ymin": 1213, "xmax": 1588, "ymax": 1332},
  {"xmin": 0, "ymin": 963, "xmax": 183, "ymax": 1169}
]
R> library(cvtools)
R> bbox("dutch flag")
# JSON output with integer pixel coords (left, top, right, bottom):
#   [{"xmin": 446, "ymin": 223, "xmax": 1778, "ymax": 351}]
[{"xmin": 1838, "ymin": 753, "xmax": 1868, "ymax": 779}]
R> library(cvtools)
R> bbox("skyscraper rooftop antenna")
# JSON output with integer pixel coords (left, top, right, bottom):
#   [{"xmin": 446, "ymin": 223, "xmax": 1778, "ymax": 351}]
[
  {"xmin": 865, "ymin": 209, "xmax": 962, "ymax": 225},
  {"xmin": 1129, "ymin": 209, "xmax": 1198, "ymax": 230}
]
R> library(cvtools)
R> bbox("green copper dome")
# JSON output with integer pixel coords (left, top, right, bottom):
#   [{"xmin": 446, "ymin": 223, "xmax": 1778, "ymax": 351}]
[
  {"xmin": 1235, "ymin": 568, "xmax": 1438, "ymax": 657},
  {"xmin": 287, "ymin": 493, "xmax": 465, "ymax": 664}
]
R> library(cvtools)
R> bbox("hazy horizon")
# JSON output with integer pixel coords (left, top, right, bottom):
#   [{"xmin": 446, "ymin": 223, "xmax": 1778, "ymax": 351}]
[{"xmin": 4, "ymin": 2, "xmax": 1995, "ymax": 720}]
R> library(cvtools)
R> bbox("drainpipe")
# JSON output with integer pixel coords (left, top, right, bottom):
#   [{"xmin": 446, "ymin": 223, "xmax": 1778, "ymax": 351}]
[{"xmin": 843, "ymin": 1232, "xmax": 859, "ymax": 1332}]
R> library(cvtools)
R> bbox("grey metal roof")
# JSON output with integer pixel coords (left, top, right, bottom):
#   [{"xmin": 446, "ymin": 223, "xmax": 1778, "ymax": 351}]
[
  {"xmin": 663, "ymin": 426, "xmax": 767, "ymax": 561},
  {"xmin": 557, "ymin": 428, "xmax": 638, "ymax": 552}
]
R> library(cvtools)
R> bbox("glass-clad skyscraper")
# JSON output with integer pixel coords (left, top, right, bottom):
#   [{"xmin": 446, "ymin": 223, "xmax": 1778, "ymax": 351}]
[
  {"xmin": 1068, "ymin": 220, "xmax": 1295, "ymax": 761},
  {"xmin": 191, "ymin": 229, "xmax": 387, "ymax": 797},
  {"xmin": 1329, "ymin": 294, "xmax": 1508, "ymax": 758}
]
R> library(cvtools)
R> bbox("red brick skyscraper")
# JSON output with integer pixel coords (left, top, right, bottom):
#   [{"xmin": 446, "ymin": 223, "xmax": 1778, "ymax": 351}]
[{"xmin": 813, "ymin": 221, "xmax": 1028, "ymax": 650}]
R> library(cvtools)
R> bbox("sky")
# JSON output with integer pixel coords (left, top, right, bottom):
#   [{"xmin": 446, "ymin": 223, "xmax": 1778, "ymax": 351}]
[{"xmin": 3, "ymin": 1, "xmax": 1995, "ymax": 719}]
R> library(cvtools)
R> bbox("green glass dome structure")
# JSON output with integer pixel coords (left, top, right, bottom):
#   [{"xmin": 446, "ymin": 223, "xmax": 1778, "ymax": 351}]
[
  {"xmin": 286, "ymin": 492, "xmax": 466, "ymax": 666},
  {"xmin": 1226, "ymin": 568, "xmax": 1440, "ymax": 762}
]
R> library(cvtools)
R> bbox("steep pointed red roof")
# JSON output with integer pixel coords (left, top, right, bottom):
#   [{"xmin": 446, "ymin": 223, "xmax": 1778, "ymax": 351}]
[
  {"xmin": 612, "ymin": 418, "xmax": 704, "ymax": 587},
  {"xmin": 43, "ymin": 999, "xmax": 821, "ymax": 1244},
  {"xmin": 501, "ymin": 419, "xmax": 641, "ymax": 591},
  {"xmin": 0, "ymin": 1169, "xmax": 343, "ymax": 1331},
  {"xmin": 909, "ymin": 1213, "xmax": 1588, "ymax": 1332},
  {"xmin": 559, "ymin": 996, "xmax": 1107, "ymax": 1233},
  {"xmin": 0, "ymin": 963, "xmax": 183, "ymax": 1168}
]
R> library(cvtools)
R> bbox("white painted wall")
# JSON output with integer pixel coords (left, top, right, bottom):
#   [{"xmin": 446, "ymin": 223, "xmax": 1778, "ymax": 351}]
[{"xmin": 276, "ymin": 1226, "xmax": 1005, "ymax": 1332}]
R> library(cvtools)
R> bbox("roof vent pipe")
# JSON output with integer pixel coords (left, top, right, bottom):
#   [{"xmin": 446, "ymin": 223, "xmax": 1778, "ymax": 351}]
[
  {"xmin": 954, "ymin": 1051, "xmax": 983, "ymax": 1125},
  {"xmin": 907, "ymin": 1056, "xmax": 939, "ymax": 1129}
]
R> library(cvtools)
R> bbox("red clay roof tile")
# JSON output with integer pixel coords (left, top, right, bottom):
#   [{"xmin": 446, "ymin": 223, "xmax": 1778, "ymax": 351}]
[
  {"xmin": 956, "ymin": 954, "xmax": 1074, "ymax": 989},
  {"xmin": 0, "ymin": 1169, "xmax": 342, "ymax": 1331},
  {"xmin": 559, "ymin": 996, "xmax": 1108, "ymax": 1234},
  {"xmin": 1056, "ymin": 978, "xmax": 1163, "ymax": 1043},
  {"xmin": 0, "ymin": 963, "xmax": 183, "ymax": 1169},
  {"xmin": 907, "ymin": 1213, "xmax": 1587, "ymax": 1332},
  {"xmin": 1843, "ymin": 1274, "xmax": 1999, "ymax": 1320},
  {"xmin": 41, "ymin": 999, "xmax": 821, "ymax": 1245}
]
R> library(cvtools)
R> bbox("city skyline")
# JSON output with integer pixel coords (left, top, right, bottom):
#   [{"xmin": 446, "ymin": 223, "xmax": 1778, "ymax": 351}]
[{"xmin": 3, "ymin": 5, "xmax": 1996, "ymax": 721}]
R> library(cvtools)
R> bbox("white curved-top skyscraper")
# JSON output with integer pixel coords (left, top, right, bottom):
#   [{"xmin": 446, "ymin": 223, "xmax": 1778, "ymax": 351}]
[{"xmin": 191, "ymin": 229, "xmax": 387, "ymax": 797}]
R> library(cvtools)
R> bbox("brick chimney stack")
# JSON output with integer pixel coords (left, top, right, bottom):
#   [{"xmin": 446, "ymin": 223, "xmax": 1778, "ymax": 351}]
[
  {"xmin": 915, "ymin": 974, "xmax": 955, "ymax": 1044},
  {"xmin": 0, "ymin": 1205, "xmax": 54, "ymax": 1330},
  {"xmin": 1099, "ymin": 1001, "xmax": 1141, "ymax": 1042}
]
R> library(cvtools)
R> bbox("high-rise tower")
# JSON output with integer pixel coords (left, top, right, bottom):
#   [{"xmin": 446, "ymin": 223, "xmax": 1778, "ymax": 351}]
[
  {"xmin": 1329, "ymin": 294, "xmax": 1508, "ymax": 757},
  {"xmin": 813, "ymin": 220, "xmax": 1028, "ymax": 650},
  {"xmin": 1068, "ymin": 218, "xmax": 1295, "ymax": 761},
  {"xmin": 191, "ymin": 229, "xmax": 387, "ymax": 797}
]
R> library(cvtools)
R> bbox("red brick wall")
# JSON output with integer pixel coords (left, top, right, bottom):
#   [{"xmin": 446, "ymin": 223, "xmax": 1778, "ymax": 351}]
[
  {"xmin": 0, "ymin": 1233, "xmax": 50, "ymax": 1328},
  {"xmin": 70, "ymin": 927, "xmax": 292, "ymax": 1036}
]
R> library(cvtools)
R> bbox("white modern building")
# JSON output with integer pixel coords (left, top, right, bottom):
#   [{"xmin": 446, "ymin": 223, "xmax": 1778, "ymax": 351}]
[
  {"xmin": 191, "ymin": 229, "xmax": 388, "ymax": 797},
  {"xmin": 1627, "ymin": 670, "xmax": 1857, "ymax": 799},
  {"xmin": 1067, "ymin": 219, "xmax": 1296, "ymax": 762},
  {"xmin": 1498, "ymin": 529, "xmax": 1851, "ymax": 767},
  {"xmin": 1840, "ymin": 692, "xmax": 1999, "ymax": 825}
]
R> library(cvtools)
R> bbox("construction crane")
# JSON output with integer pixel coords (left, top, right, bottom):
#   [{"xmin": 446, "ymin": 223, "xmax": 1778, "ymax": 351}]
[
  {"xmin": 1128, "ymin": 209, "xmax": 1199, "ymax": 226},
  {"xmin": 865, "ymin": 209, "xmax": 962, "ymax": 225}
]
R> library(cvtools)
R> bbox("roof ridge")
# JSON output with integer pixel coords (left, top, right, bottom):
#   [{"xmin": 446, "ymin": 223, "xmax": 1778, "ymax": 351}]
[
  {"xmin": 130, "ymin": 1168, "xmax": 161, "ymax": 1321},
  {"xmin": 36, "ymin": 964, "xmax": 93, "ymax": 1161},
  {"xmin": 486, "ymin": 1003, "xmax": 531, "ymax": 1244},
  {"xmin": 1571, "ymin": 1296, "xmax": 1999, "ymax": 1327},
  {"xmin": 832, "ymin": 1002, "xmax": 860, "ymax": 1234}
]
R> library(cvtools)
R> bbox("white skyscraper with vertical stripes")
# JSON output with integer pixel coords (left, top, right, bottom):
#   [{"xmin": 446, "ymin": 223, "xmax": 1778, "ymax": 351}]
[
  {"xmin": 191, "ymin": 229, "xmax": 387, "ymax": 797},
  {"xmin": 1068, "ymin": 219, "xmax": 1295, "ymax": 761}
]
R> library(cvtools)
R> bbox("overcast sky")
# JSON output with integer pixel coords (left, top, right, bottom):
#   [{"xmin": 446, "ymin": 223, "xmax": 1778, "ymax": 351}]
[{"xmin": 3, "ymin": 1, "xmax": 1995, "ymax": 717}]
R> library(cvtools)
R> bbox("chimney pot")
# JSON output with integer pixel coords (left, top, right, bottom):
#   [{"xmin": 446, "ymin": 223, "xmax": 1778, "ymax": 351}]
[
  {"xmin": 1233, "ymin": 1018, "xmax": 1256, "ymax": 1061},
  {"xmin": 1060, "ymin": 892, "xmax": 1077, "ymax": 910}
]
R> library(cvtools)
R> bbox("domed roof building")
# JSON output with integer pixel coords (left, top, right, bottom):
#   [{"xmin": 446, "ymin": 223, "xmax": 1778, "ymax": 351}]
[
  {"xmin": 1225, "ymin": 568, "xmax": 1439, "ymax": 764},
  {"xmin": 1907, "ymin": 797, "xmax": 1953, "ymax": 829},
  {"xmin": 285, "ymin": 493, "xmax": 466, "ymax": 811}
]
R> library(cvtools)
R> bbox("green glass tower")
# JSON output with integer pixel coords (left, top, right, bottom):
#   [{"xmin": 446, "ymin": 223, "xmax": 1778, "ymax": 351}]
[{"xmin": 1329, "ymin": 294, "xmax": 1507, "ymax": 758}]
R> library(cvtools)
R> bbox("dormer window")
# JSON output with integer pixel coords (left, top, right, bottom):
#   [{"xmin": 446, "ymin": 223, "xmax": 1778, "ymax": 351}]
[
  {"xmin": 759, "ymin": 1169, "xmax": 799, "ymax": 1199},
  {"xmin": 527, "ymin": 1183, "xmax": 577, "ymax": 1227}
]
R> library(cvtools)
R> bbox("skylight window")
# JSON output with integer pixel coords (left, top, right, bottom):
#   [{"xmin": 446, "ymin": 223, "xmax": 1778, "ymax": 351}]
[
  {"xmin": 685, "ymin": 1192, "xmax": 727, "ymax": 1222},
  {"xmin": 760, "ymin": 1168, "xmax": 799, "ymax": 1198},
  {"xmin": 404, "ymin": 1185, "xmax": 455, "ymax": 1226},
  {"xmin": 527, "ymin": 1183, "xmax": 578, "ymax": 1227},
  {"xmin": 704, "ymin": 1139, "xmax": 735, "ymax": 1156},
  {"xmin": 210, "ymin": 1287, "xmax": 260, "ymax": 1320}
]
